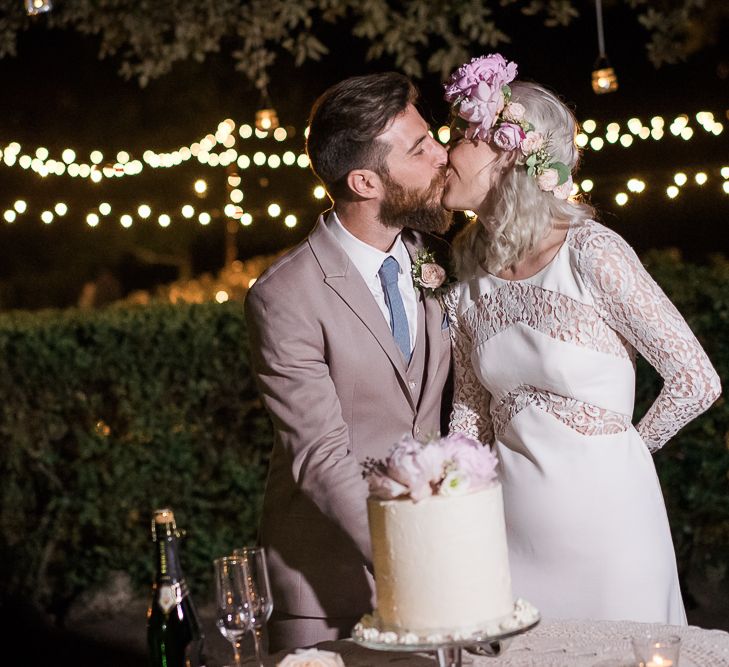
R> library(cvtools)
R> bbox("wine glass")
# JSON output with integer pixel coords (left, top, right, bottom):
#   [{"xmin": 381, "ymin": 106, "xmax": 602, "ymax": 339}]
[
  {"xmin": 214, "ymin": 556, "xmax": 253, "ymax": 667},
  {"xmin": 234, "ymin": 546, "xmax": 274, "ymax": 667}
]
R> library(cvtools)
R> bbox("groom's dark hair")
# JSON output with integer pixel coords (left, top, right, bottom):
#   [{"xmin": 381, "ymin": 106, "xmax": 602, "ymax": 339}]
[{"xmin": 306, "ymin": 72, "xmax": 418, "ymax": 200}]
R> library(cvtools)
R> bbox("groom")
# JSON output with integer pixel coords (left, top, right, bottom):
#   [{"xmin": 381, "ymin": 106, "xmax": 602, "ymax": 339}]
[{"xmin": 244, "ymin": 72, "xmax": 453, "ymax": 651}]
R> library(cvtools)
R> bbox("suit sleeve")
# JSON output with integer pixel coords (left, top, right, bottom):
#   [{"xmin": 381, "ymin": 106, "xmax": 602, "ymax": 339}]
[{"xmin": 245, "ymin": 282, "xmax": 372, "ymax": 564}]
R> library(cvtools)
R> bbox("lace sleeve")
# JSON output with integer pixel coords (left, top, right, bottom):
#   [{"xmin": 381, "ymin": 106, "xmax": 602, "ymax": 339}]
[
  {"xmin": 443, "ymin": 287, "xmax": 495, "ymax": 445},
  {"xmin": 576, "ymin": 223, "xmax": 721, "ymax": 452}
]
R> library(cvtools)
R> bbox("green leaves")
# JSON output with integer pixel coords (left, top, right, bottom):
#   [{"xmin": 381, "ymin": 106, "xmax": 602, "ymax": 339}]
[{"xmin": 0, "ymin": 302, "xmax": 271, "ymax": 615}]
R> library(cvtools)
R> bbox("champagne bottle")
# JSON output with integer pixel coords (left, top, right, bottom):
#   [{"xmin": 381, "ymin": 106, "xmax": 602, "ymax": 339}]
[{"xmin": 147, "ymin": 508, "xmax": 205, "ymax": 667}]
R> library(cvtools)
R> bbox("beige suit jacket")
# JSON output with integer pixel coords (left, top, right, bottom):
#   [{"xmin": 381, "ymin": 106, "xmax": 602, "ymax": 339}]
[{"xmin": 244, "ymin": 215, "xmax": 452, "ymax": 619}]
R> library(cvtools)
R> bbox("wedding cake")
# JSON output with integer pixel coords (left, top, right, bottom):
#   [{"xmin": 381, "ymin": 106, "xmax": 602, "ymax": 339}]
[{"xmin": 357, "ymin": 433, "xmax": 526, "ymax": 641}]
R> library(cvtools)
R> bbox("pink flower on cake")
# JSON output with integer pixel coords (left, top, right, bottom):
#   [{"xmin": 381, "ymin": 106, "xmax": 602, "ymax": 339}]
[
  {"xmin": 492, "ymin": 123, "xmax": 526, "ymax": 151},
  {"xmin": 520, "ymin": 131, "xmax": 544, "ymax": 156},
  {"xmin": 536, "ymin": 168, "xmax": 560, "ymax": 192},
  {"xmin": 386, "ymin": 436, "xmax": 442, "ymax": 501},
  {"xmin": 419, "ymin": 263, "xmax": 447, "ymax": 290},
  {"xmin": 363, "ymin": 433, "xmax": 498, "ymax": 502},
  {"xmin": 366, "ymin": 470, "xmax": 408, "ymax": 500},
  {"xmin": 442, "ymin": 433, "xmax": 498, "ymax": 487},
  {"xmin": 552, "ymin": 175, "xmax": 574, "ymax": 200}
]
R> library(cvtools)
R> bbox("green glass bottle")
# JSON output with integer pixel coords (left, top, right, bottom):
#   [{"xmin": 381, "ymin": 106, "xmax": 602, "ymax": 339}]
[{"xmin": 147, "ymin": 508, "xmax": 205, "ymax": 667}]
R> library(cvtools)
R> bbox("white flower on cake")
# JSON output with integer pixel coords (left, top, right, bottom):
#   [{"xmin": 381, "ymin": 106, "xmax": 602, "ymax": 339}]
[
  {"xmin": 276, "ymin": 648, "xmax": 345, "ymax": 667},
  {"xmin": 362, "ymin": 432, "xmax": 498, "ymax": 501}
]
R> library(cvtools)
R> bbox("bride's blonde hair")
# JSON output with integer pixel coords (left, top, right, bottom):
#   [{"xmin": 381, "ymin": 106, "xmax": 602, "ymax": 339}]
[{"xmin": 452, "ymin": 81, "xmax": 595, "ymax": 278}]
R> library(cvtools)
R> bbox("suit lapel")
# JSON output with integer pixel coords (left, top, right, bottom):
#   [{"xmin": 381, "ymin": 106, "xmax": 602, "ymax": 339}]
[
  {"xmin": 308, "ymin": 217, "xmax": 414, "ymax": 406},
  {"xmin": 403, "ymin": 231, "xmax": 449, "ymax": 409}
]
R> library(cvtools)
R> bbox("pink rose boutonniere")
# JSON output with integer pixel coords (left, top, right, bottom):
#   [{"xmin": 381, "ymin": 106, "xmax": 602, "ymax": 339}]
[{"xmin": 411, "ymin": 248, "xmax": 453, "ymax": 298}]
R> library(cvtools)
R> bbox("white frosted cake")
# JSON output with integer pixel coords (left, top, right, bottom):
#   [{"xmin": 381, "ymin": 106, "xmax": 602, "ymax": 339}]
[
  {"xmin": 355, "ymin": 433, "xmax": 531, "ymax": 642},
  {"xmin": 368, "ymin": 483, "xmax": 513, "ymax": 636}
]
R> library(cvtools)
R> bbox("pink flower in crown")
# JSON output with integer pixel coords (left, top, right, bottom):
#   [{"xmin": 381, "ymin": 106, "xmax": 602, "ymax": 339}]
[
  {"xmin": 445, "ymin": 54, "xmax": 518, "ymax": 136},
  {"xmin": 520, "ymin": 131, "xmax": 545, "ymax": 156},
  {"xmin": 536, "ymin": 168, "xmax": 560, "ymax": 191},
  {"xmin": 492, "ymin": 122, "xmax": 526, "ymax": 151},
  {"xmin": 503, "ymin": 102, "xmax": 526, "ymax": 123},
  {"xmin": 552, "ymin": 175, "xmax": 574, "ymax": 200}
]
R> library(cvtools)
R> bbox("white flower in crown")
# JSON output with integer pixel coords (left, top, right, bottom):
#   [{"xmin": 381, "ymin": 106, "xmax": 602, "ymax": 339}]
[
  {"xmin": 552, "ymin": 176, "xmax": 574, "ymax": 200},
  {"xmin": 520, "ymin": 131, "xmax": 544, "ymax": 156}
]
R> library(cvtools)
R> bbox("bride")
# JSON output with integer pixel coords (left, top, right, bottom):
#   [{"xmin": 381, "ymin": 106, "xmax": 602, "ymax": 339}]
[{"xmin": 441, "ymin": 54, "xmax": 721, "ymax": 624}]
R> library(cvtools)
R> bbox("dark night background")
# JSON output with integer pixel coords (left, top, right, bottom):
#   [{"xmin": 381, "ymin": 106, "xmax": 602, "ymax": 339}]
[{"xmin": 0, "ymin": 2, "xmax": 727, "ymax": 309}]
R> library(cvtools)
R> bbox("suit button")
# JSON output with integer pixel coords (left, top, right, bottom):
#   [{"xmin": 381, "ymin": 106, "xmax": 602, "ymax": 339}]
[
  {"xmin": 408, "ymin": 380, "xmax": 416, "ymax": 389},
  {"xmin": 414, "ymin": 426, "xmax": 421, "ymax": 435}
]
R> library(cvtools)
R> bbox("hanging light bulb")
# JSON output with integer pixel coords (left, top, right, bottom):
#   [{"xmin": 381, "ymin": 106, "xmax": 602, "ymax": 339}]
[
  {"xmin": 255, "ymin": 85, "xmax": 279, "ymax": 132},
  {"xmin": 25, "ymin": 0, "xmax": 52, "ymax": 15},
  {"xmin": 591, "ymin": 0, "xmax": 618, "ymax": 94}
]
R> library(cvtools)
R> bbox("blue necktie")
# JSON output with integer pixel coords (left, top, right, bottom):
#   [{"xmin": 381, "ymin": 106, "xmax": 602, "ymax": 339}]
[{"xmin": 378, "ymin": 256, "xmax": 411, "ymax": 362}]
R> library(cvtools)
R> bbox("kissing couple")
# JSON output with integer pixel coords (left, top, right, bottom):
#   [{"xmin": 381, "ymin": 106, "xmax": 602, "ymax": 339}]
[{"xmin": 245, "ymin": 54, "xmax": 721, "ymax": 652}]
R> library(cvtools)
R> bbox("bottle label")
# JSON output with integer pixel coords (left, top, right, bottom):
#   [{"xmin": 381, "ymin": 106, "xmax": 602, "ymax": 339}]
[{"xmin": 157, "ymin": 582, "xmax": 184, "ymax": 614}]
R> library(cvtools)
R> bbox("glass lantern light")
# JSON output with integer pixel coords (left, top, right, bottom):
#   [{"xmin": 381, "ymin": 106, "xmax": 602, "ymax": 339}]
[
  {"xmin": 25, "ymin": 0, "xmax": 53, "ymax": 16},
  {"xmin": 255, "ymin": 108, "xmax": 279, "ymax": 132},
  {"xmin": 592, "ymin": 57, "xmax": 619, "ymax": 95}
]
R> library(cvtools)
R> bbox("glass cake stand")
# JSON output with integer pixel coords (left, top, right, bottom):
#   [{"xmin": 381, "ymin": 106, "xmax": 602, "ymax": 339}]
[{"xmin": 352, "ymin": 602, "xmax": 540, "ymax": 667}]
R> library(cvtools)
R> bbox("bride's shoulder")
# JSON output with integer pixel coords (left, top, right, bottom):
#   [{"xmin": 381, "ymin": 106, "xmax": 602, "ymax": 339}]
[{"xmin": 568, "ymin": 219, "xmax": 631, "ymax": 255}]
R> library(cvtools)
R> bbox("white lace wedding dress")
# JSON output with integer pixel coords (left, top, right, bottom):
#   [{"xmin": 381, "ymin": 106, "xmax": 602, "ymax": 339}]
[{"xmin": 445, "ymin": 220, "xmax": 721, "ymax": 625}]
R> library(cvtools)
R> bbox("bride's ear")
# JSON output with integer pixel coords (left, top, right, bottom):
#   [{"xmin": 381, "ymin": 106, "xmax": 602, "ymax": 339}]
[{"xmin": 345, "ymin": 169, "xmax": 381, "ymax": 200}]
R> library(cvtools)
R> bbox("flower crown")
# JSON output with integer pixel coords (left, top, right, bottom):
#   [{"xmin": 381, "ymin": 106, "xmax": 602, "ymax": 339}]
[{"xmin": 444, "ymin": 54, "xmax": 573, "ymax": 199}]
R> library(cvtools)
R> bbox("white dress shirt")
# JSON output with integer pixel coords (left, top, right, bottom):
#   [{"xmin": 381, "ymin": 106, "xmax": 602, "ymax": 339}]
[{"xmin": 326, "ymin": 210, "xmax": 418, "ymax": 347}]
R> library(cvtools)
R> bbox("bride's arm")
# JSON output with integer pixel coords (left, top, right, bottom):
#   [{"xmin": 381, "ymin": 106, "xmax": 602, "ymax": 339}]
[
  {"xmin": 443, "ymin": 288, "xmax": 495, "ymax": 445},
  {"xmin": 577, "ymin": 223, "xmax": 721, "ymax": 452}
]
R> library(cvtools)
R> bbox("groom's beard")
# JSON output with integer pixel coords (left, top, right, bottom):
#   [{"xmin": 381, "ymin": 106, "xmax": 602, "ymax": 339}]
[{"xmin": 378, "ymin": 168, "xmax": 453, "ymax": 234}]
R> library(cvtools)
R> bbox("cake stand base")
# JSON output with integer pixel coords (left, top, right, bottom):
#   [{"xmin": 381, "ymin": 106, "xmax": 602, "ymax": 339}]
[{"xmin": 352, "ymin": 598, "xmax": 539, "ymax": 665}]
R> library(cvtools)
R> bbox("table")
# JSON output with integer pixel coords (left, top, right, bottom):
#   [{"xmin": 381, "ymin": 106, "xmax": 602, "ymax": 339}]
[{"xmin": 252, "ymin": 619, "xmax": 729, "ymax": 666}]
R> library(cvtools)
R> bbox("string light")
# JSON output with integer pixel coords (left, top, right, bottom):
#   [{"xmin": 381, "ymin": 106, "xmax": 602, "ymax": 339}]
[
  {"xmin": 674, "ymin": 172, "xmax": 688, "ymax": 186},
  {"xmin": 313, "ymin": 185, "xmax": 326, "ymax": 200},
  {"xmin": 14, "ymin": 200, "xmax": 27, "ymax": 213},
  {"xmin": 4, "ymin": 210, "xmax": 16, "ymax": 222},
  {"xmin": 194, "ymin": 179, "xmax": 207, "ymax": 195},
  {"xmin": 284, "ymin": 214, "xmax": 297, "ymax": 228},
  {"xmin": 198, "ymin": 212, "xmax": 211, "ymax": 225},
  {"xmin": 54, "ymin": 202, "xmax": 68, "ymax": 216},
  {"xmin": 158, "ymin": 214, "xmax": 171, "ymax": 227},
  {"xmin": 86, "ymin": 213, "xmax": 99, "ymax": 227},
  {"xmin": 120, "ymin": 214, "xmax": 133, "ymax": 227},
  {"xmin": 41, "ymin": 210, "xmax": 53, "ymax": 224},
  {"xmin": 268, "ymin": 203, "xmax": 281, "ymax": 217}
]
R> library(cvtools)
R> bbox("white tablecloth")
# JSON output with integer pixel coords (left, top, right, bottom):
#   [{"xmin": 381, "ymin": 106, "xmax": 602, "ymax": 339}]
[{"xmin": 259, "ymin": 619, "xmax": 729, "ymax": 666}]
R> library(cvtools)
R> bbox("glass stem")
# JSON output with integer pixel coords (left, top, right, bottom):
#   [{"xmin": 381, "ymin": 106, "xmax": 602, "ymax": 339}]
[
  {"xmin": 233, "ymin": 638, "xmax": 243, "ymax": 667},
  {"xmin": 252, "ymin": 625, "xmax": 265, "ymax": 667}
]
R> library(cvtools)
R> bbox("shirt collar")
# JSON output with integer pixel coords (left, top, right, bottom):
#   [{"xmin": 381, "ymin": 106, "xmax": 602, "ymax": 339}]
[{"xmin": 326, "ymin": 210, "xmax": 412, "ymax": 284}]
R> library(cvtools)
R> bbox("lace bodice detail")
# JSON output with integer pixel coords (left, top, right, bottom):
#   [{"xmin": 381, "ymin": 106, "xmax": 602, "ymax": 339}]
[
  {"xmin": 446, "ymin": 221, "xmax": 721, "ymax": 451},
  {"xmin": 491, "ymin": 385, "xmax": 632, "ymax": 439}
]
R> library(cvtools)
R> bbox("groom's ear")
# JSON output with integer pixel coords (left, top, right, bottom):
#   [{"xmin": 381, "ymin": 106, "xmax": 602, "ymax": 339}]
[{"xmin": 345, "ymin": 169, "xmax": 381, "ymax": 200}]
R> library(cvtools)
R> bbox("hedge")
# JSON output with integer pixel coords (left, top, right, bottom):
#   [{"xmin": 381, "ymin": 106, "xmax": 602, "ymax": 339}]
[
  {"xmin": 0, "ymin": 302, "xmax": 271, "ymax": 619},
  {"xmin": 0, "ymin": 249, "xmax": 727, "ymax": 620}
]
